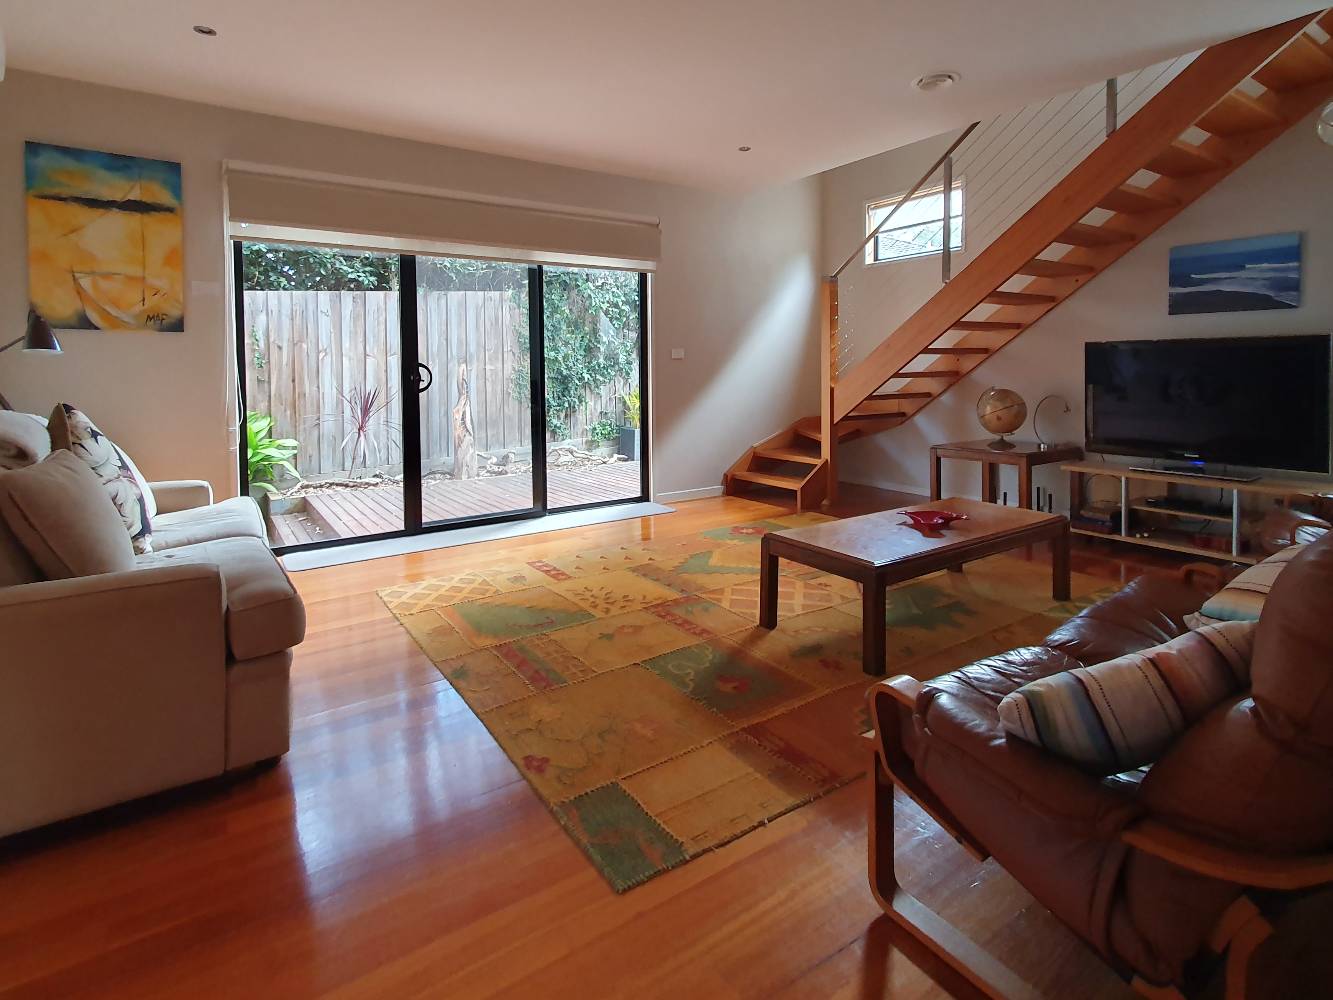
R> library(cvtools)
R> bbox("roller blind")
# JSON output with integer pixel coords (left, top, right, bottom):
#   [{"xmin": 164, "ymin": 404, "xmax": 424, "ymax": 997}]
[{"xmin": 225, "ymin": 168, "xmax": 660, "ymax": 270}]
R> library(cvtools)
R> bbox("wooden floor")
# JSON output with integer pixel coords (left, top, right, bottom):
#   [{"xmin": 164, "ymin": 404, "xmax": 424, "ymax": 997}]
[
  {"xmin": 0, "ymin": 492, "xmax": 1190, "ymax": 999},
  {"xmin": 270, "ymin": 461, "xmax": 642, "ymax": 545}
]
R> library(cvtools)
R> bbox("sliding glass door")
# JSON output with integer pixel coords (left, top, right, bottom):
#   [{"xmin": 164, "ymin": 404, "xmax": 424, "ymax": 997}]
[
  {"xmin": 543, "ymin": 266, "xmax": 647, "ymax": 511},
  {"xmin": 236, "ymin": 239, "xmax": 648, "ymax": 552},
  {"xmin": 236, "ymin": 241, "xmax": 406, "ymax": 546},
  {"xmin": 413, "ymin": 256, "xmax": 539, "ymax": 526}
]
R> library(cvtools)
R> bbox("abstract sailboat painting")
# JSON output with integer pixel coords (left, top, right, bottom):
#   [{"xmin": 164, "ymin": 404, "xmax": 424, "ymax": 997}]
[
  {"xmin": 25, "ymin": 142, "xmax": 184, "ymax": 332},
  {"xmin": 1167, "ymin": 232, "xmax": 1301, "ymax": 316}
]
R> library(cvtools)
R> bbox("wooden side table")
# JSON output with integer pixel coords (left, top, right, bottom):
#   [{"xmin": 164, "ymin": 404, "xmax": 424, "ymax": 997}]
[{"xmin": 930, "ymin": 440, "xmax": 1083, "ymax": 510}]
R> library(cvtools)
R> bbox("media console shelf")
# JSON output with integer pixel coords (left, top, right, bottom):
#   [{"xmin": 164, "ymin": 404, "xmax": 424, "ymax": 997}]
[{"xmin": 1062, "ymin": 462, "xmax": 1332, "ymax": 565}]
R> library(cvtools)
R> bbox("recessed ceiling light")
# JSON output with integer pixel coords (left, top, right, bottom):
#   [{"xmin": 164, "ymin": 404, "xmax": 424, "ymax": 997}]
[
  {"xmin": 737, "ymin": 146, "xmax": 752, "ymax": 152},
  {"xmin": 193, "ymin": 25, "xmax": 218, "ymax": 36},
  {"xmin": 912, "ymin": 71, "xmax": 960, "ymax": 92}
]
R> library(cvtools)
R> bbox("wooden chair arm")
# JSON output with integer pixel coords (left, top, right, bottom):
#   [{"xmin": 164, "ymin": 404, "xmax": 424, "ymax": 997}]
[
  {"xmin": 872, "ymin": 674, "xmax": 923, "ymax": 710},
  {"xmin": 1288, "ymin": 514, "xmax": 1330, "ymax": 538},
  {"xmin": 1122, "ymin": 819, "xmax": 1333, "ymax": 890}
]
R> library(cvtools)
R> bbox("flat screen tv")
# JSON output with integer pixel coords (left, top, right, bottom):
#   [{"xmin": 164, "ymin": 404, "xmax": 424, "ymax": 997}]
[{"xmin": 1085, "ymin": 334, "xmax": 1332, "ymax": 474}]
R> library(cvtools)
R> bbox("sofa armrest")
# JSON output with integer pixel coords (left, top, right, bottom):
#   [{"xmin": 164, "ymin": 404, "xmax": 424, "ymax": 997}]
[
  {"xmin": 148, "ymin": 480, "xmax": 214, "ymax": 514},
  {"xmin": 0, "ymin": 564, "xmax": 229, "ymax": 836}
]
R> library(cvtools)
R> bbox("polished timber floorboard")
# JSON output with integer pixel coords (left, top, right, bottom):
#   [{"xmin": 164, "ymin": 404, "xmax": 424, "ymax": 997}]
[{"xmin": 0, "ymin": 495, "xmax": 1165, "ymax": 999}]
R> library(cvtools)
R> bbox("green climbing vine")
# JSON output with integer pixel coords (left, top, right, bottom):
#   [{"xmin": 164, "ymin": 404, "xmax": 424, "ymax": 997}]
[{"xmin": 522, "ymin": 267, "xmax": 639, "ymax": 440}]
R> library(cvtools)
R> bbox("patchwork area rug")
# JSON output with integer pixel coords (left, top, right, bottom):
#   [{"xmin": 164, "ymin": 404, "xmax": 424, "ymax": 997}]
[{"xmin": 379, "ymin": 512, "xmax": 1111, "ymax": 891}]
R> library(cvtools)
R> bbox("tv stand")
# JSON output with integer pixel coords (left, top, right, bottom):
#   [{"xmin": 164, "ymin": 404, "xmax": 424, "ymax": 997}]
[
  {"xmin": 1063, "ymin": 462, "xmax": 1332, "ymax": 565},
  {"xmin": 1130, "ymin": 465, "xmax": 1260, "ymax": 483}
]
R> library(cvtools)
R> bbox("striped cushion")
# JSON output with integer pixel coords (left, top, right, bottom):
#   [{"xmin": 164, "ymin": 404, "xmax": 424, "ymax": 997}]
[
  {"xmin": 1183, "ymin": 544, "xmax": 1302, "ymax": 629},
  {"xmin": 998, "ymin": 621, "xmax": 1255, "ymax": 773}
]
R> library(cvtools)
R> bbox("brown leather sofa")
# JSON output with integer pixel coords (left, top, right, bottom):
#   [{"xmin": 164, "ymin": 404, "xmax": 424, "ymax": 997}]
[{"xmin": 868, "ymin": 537, "xmax": 1333, "ymax": 999}]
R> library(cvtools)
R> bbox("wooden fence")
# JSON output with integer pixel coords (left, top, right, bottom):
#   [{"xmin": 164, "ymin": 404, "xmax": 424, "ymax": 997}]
[{"xmin": 243, "ymin": 290, "xmax": 631, "ymax": 479}]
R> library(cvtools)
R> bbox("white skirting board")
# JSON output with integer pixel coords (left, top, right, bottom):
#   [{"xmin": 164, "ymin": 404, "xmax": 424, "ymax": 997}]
[
  {"xmin": 280, "ymin": 501, "xmax": 674, "ymax": 572},
  {"xmin": 655, "ymin": 485, "xmax": 723, "ymax": 503}
]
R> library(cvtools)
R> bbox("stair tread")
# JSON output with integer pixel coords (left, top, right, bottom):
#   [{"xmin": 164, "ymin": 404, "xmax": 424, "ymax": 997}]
[
  {"xmin": 895, "ymin": 370, "xmax": 962, "ymax": 380},
  {"xmin": 1196, "ymin": 90, "xmax": 1287, "ymax": 136},
  {"xmin": 848, "ymin": 400, "xmax": 908, "ymax": 416},
  {"xmin": 1145, "ymin": 141, "xmax": 1228, "ymax": 177},
  {"xmin": 1254, "ymin": 33, "xmax": 1333, "ymax": 93},
  {"xmin": 731, "ymin": 469, "xmax": 806, "ymax": 489},
  {"xmin": 754, "ymin": 446, "xmax": 822, "ymax": 465},
  {"xmin": 951, "ymin": 320, "xmax": 1024, "ymax": 331},
  {"xmin": 982, "ymin": 291, "xmax": 1057, "ymax": 306},
  {"xmin": 1098, "ymin": 184, "xmax": 1179, "ymax": 215},
  {"xmin": 793, "ymin": 416, "xmax": 861, "ymax": 443},
  {"xmin": 1016, "ymin": 258, "xmax": 1095, "ymax": 279},
  {"xmin": 792, "ymin": 417, "xmax": 821, "ymax": 441},
  {"xmin": 841, "ymin": 411, "xmax": 907, "ymax": 421},
  {"xmin": 869, "ymin": 391, "xmax": 933, "ymax": 400},
  {"xmin": 919, "ymin": 346, "xmax": 991, "ymax": 356},
  {"xmin": 1055, "ymin": 222, "xmax": 1134, "ymax": 248}
]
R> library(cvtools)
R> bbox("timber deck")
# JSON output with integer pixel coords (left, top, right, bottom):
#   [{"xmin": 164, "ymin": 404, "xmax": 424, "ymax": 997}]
[{"xmin": 268, "ymin": 461, "xmax": 642, "ymax": 545}]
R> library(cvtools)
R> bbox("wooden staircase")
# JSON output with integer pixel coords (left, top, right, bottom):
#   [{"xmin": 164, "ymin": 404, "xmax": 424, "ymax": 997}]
[{"xmin": 725, "ymin": 11, "xmax": 1333, "ymax": 511}]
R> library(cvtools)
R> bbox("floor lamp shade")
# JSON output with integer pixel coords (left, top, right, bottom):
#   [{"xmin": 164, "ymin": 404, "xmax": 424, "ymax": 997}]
[
  {"xmin": 0, "ymin": 313, "xmax": 61, "ymax": 410},
  {"xmin": 21, "ymin": 312, "xmax": 61, "ymax": 353}
]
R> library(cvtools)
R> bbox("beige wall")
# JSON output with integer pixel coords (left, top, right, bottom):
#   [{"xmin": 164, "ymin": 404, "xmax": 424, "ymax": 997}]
[
  {"xmin": 0, "ymin": 70, "xmax": 820, "ymax": 500},
  {"xmin": 820, "ymin": 110, "xmax": 1333, "ymax": 506}
]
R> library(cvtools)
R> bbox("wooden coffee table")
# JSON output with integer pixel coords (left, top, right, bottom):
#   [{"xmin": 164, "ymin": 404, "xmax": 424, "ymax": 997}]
[{"xmin": 759, "ymin": 498, "xmax": 1070, "ymax": 676}]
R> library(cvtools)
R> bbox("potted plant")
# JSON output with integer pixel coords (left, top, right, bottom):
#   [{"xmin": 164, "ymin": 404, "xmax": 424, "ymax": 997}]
[
  {"xmin": 588, "ymin": 415, "xmax": 619, "ymax": 455},
  {"xmin": 618, "ymin": 389, "xmax": 641, "ymax": 461},
  {"xmin": 246, "ymin": 411, "xmax": 299, "ymax": 517}
]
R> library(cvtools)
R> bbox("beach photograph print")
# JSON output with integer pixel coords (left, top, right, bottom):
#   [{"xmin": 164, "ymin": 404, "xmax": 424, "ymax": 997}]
[
  {"xmin": 25, "ymin": 142, "xmax": 184, "ymax": 332},
  {"xmin": 1167, "ymin": 232, "xmax": 1300, "ymax": 316}
]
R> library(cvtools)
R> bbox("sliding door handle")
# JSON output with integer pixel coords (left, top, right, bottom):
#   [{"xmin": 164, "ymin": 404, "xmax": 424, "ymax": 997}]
[{"xmin": 411, "ymin": 362, "xmax": 434, "ymax": 394}]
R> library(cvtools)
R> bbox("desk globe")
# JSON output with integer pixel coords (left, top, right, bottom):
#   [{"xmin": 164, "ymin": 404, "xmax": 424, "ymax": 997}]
[{"xmin": 976, "ymin": 387, "xmax": 1027, "ymax": 450}]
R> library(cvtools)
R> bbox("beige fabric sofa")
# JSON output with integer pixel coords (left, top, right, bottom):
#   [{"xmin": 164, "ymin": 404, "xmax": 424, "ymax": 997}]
[{"xmin": 0, "ymin": 418, "xmax": 305, "ymax": 838}]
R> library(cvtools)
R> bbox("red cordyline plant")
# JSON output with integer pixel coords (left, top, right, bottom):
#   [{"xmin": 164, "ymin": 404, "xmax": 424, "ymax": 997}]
[{"xmin": 337, "ymin": 385, "xmax": 398, "ymax": 475}]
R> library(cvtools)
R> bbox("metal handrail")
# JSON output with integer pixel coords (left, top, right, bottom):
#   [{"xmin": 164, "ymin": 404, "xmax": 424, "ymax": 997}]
[{"xmin": 831, "ymin": 121, "xmax": 979, "ymax": 279}]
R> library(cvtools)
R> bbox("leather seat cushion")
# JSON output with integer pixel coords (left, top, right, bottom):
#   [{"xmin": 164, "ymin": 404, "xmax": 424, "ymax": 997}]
[
  {"xmin": 916, "ymin": 647, "xmax": 1141, "ymax": 833},
  {"xmin": 1043, "ymin": 575, "xmax": 1203, "ymax": 666},
  {"xmin": 919, "ymin": 645, "xmax": 1077, "ymax": 738},
  {"xmin": 1140, "ymin": 694, "xmax": 1333, "ymax": 854},
  {"xmin": 137, "ymin": 536, "xmax": 305, "ymax": 660},
  {"xmin": 151, "ymin": 496, "xmax": 265, "ymax": 550},
  {"xmin": 1142, "ymin": 534, "xmax": 1333, "ymax": 854},
  {"xmin": 1250, "ymin": 532, "xmax": 1333, "ymax": 751}
]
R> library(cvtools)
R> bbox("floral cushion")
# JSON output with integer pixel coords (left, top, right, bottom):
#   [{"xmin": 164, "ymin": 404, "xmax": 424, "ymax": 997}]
[
  {"xmin": 998, "ymin": 620, "xmax": 1255, "ymax": 774},
  {"xmin": 1182, "ymin": 544, "xmax": 1302, "ymax": 628},
  {"xmin": 48, "ymin": 403, "xmax": 154, "ymax": 554}
]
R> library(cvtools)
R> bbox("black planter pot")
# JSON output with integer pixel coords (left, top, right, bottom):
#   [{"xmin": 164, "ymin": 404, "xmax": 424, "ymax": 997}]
[{"xmin": 618, "ymin": 427, "xmax": 640, "ymax": 461}]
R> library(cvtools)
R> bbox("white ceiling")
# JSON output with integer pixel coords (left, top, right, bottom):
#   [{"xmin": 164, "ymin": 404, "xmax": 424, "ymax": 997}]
[{"xmin": 0, "ymin": 1, "xmax": 1320, "ymax": 189}]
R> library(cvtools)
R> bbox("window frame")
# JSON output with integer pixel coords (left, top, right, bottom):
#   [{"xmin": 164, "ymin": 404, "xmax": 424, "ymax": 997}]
[{"xmin": 864, "ymin": 178, "xmax": 965, "ymax": 266}]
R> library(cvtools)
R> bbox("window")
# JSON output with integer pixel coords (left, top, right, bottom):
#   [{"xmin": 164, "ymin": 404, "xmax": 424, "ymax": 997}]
[{"xmin": 865, "ymin": 180, "xmax": 964, "ymax": 265}]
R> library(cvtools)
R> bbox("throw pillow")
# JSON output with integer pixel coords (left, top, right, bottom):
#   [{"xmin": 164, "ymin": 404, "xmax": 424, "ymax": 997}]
[
  {"xmin": 1182, "ymin": 544, "xmax": 1302, "ymax": 628},
  {"xmin": 0, "ymin": 411, "xmax": 50, "ymax": 471},
  {"xmin": 998, "ymin": 620, "xmax": 1255, "ymax": 774},
  {"xmin": 48, "ymin": 403, "xmax": 153, "ymax": 553},
  {"xmin": 0, "ymin": 450, "xmax": 136, "ymax": 579}
]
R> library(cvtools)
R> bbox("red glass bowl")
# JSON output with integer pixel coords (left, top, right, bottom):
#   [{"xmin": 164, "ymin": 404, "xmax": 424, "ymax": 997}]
[{"xmin": 900, "ymin": 509, "xmax": 969, "ymax": 530}]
